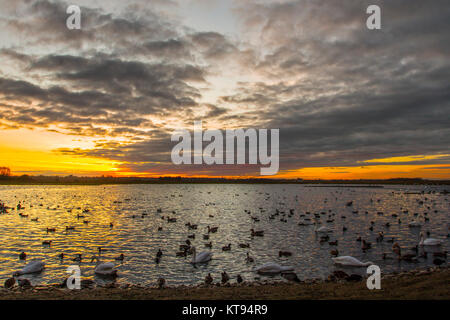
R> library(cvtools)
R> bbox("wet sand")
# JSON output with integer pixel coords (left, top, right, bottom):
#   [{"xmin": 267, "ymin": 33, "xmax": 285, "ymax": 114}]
[{"xmin": 1, "ymin": 266, "xmax": 448, "ymax": 300}]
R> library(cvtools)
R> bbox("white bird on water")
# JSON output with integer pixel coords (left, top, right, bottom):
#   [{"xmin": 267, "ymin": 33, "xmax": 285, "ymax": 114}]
[
  {"xmin": 314, "ymin": 222, "xmax": 332, "ymax": 233},
  {"xmin": 191, "ymin": 247, "xmax": 212, "ymax": 264},
  {"xmin": 255, "ymin": 262, "xmax": 294, "ymax": 275},
  {"xmin": 91, "ymin": 256, "xmax": 118, "ymax": 276},
  {"xmin": 419, "ymin": 232, "xmax": 443, "ymax": 246},
  {"xmin": 13, "ymin": 260, "xmax": 45, "ymax": 276},
  {"xmin": 332, "ymin": 256, "xmax": 374, "ymax": 267}
]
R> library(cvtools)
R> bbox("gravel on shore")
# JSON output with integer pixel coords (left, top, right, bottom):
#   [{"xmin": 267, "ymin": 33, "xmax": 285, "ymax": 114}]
[{"xmin": 1, "ymin": 266, "xmax": 448, "ymax": 300}]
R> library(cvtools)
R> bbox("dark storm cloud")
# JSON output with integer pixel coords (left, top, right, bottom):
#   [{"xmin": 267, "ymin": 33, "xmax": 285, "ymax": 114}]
[{"xmin": 223, "ymin": 0, "xmax": 450, "ymax": 170}]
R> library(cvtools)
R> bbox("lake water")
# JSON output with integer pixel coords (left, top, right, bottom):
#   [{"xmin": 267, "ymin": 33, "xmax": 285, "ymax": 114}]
[{"xmin": 0, "ymin": 184, "xmax": 448, "ymax": 287}]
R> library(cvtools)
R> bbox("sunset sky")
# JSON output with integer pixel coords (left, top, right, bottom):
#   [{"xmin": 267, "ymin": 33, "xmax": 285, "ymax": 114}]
[{"xmin": 0, "ymin": 0, "xmax": 449, "ymax": 179}]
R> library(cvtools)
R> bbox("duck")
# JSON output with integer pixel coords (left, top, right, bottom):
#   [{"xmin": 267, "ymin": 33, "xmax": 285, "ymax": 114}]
[
  {"xmin": 91, "ymin": 256, "xmax": 118, "ymax": 277},
  {"xmin": 114, "ymin": 254, "xmax": 125, "ymax": 261},
  {"xmin": 42, "ymin": 240, "xmax": 52, "ymax": 246},
  {"xmin": 332, "ymin": 256, "xmax": 374, "ymax": 267},
  {"xmin": 13, "ymin": 260, "xmax": 45, "ymax": 276},
  {"xmin": 157, "ymin": 278, "xmax": 165, "ymax": 289},
  {"xmin": 19, "ymin": 252, "xmax": 26, "ymax": 260},
  {"xmin": 250, "ymin": 229, "xmax": 264, "ymax": 237},
  {"xmin": 191, "ymin": 247, "xmax": 212, "ymax": 264},
  {"xmin": 205, "ymin": 273, "xmax": 213, "ymax": 285},
  {"xmin": 237, "ymin": 274, "xmax": 243, "ymax": 284},
  {"xmin": 222, "ymin": 243, "xmax": 231, "ymax": 251},
  {"xmin": 255, "ymin": 262, "xmax": 294, "ymax": 275},
  {"xmin": 246, "ymin": 252, "xmax": 254, "ymax": 263},
  {"xmin": 207, "ymin": 226, "xmax": 218, "ymax": 233},
  {"xmin": 72, "ymin": 254, "xmax": 82, "ymax": 262},
  {"xmin": 278, "ymin": 251, "xmax": 292, "ymax": 257},
  {"xmin": 281, "ymin": 272, "xmax": 301, "ymax": 283},
  {"xmin": 362, "ymin": 240, "xmax": 372, "ymax": 250},
  {"xmin": 204, "ymin": 242, "xmax": 212, "ymax": 248},
  {"xmin": 239, "ymin": 243, "xmax": 250, "ymax": 248},
  {"xmin": 419, "ymin": 232, "xmax": 443, "ymax": 246}
]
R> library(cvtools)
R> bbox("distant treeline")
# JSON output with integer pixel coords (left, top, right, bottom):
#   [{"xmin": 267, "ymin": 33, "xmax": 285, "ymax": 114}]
[{"xmin": 0, "ymin": 175, "xmax": 449, "ymax": 185}]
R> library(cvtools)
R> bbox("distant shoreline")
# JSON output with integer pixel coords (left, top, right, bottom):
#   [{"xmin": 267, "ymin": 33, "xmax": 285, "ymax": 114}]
[{"xmin": 1, "ymin": 176, "xmax": 449, "ymax": 186}]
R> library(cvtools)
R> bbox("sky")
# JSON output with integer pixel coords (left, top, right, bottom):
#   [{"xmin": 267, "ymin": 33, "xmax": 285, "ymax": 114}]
[{"xmin": 0, "ymin": 0, "xmax": 449, "ymax": 179}]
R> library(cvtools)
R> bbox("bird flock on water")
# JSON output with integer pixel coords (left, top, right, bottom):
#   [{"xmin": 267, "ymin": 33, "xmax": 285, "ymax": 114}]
[{"xmin": 0, "ymin": 187, "xmax": 448, "ymax": 289}]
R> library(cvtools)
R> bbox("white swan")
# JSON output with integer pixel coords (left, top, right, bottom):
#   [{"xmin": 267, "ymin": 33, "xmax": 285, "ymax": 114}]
[
  {"xmin": 255, "ymin": 262, "xmax": 294, "ymax": 275},
  {"xmin": 14, "ymin": 260, "xmax": 45, "ymax": 276},
  {"xmin": 314, "ymin": 222, "xmax": 332, "ymax": 233},
  {"xmin": 91, "ymin": 256, "xmax": 118, "ymax": 276},
  {"xmin": 419, "ymin": 232, "xmax": 443, "ymax": 246},
  {"xmin": 332, "ymin": 256, "xmax": 374, "ymax": 267},
  {"xmin": 191, "ymin": 247, "xmax": 212, "ymax": 264}
]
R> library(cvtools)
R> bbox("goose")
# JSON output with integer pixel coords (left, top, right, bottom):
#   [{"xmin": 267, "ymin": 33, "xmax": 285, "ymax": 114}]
[
  {"xmin": 13, "ymin": 260, "xmax": 45, "ymax": 276},
  {"xmin": 332, "ymin": 256, "xmax": 374, "ymax": 267},
  {"xmin": 91, "ymin": 256, "xmax": 118, "ymax": 277},
  {"xmin": 255, "ymin": 262, "xmax": 294, "ymax": 275},
  {"xmin": 191, "ymin": 247, "xmax": 212, "ymax": 264},
  {"xmin": 419, "ymin": 232, "xmax": 443, "ymax": 246}
]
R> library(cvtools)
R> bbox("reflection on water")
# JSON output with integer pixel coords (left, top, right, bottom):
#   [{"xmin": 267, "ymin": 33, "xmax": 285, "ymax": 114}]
[{"xmin": 0, "ymin": 184, "xmax": 448, "ymax": 286}]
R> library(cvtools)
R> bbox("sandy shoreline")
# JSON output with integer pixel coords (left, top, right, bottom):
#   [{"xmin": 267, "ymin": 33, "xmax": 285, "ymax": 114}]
[{"xmin": 1, "ymin": 266, "xmax": 448, "ymax": 300}]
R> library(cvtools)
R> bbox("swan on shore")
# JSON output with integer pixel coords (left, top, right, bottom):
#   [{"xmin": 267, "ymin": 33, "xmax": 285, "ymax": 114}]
[
  {"xmin": 255, "ymin": 262, "xmax": 294, "ymax": 275},
  {"xmin": 332, "ymin": 256, "xmax": 374, "ymax": 267},
  {"xmin": 91, "ymin": 256, "xmax": 118, "ymax": 277},
  {"xmin": 191, "ymin": 247, "xmax": 212, "ymax": 264},
  {"xmin": 13, "ymin": 260, "xmax": 45, "ymax": 276},
  {"xmin": 419, "ymin": 232, "xmax": 443, "ymax": 246}
]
